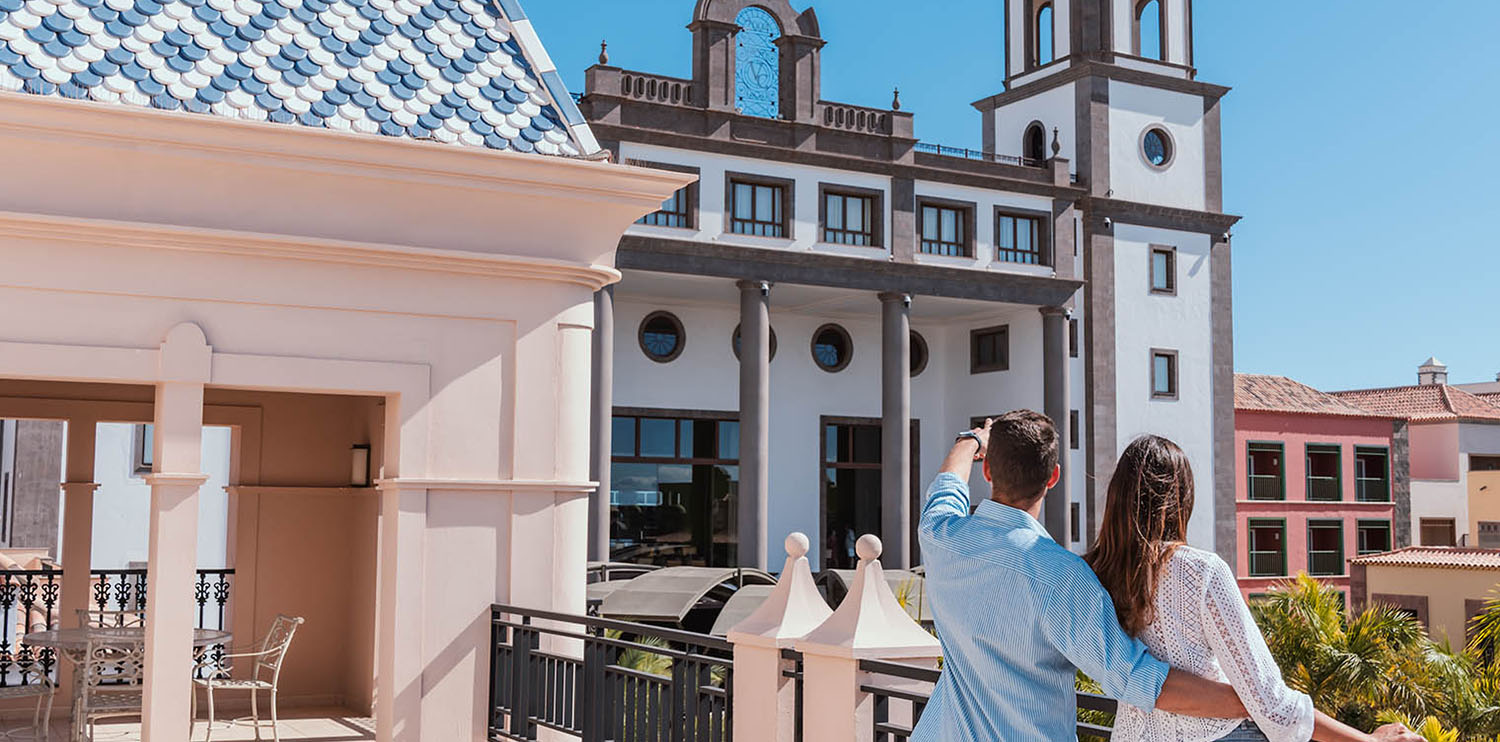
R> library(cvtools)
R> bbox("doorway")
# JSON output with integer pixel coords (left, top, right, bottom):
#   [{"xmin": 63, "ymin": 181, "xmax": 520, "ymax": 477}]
[{"xmin": 819, "ymin": 417, "xmax": 920, "ymax": 569}]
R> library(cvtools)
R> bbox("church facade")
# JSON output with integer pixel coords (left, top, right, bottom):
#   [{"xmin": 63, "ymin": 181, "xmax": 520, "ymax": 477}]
[{"xmin": 580, "ymin": 0, "xmax": 1238, "ymax": 571}]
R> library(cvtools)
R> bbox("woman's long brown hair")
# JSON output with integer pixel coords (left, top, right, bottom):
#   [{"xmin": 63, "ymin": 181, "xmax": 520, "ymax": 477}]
[{"xmin": 1084, "ymin": 435, "xmax": 1196, "ymax": 637}]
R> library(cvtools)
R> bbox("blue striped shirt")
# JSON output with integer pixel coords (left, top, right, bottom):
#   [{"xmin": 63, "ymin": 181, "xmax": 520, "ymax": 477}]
[{"xmin": 913, "ymin": 473, "xmax": 1169, "ymax": 742}]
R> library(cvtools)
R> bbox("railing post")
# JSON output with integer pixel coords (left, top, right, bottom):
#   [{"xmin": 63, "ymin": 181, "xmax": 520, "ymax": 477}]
[
  {"xmin": 794, "ymin": 535, "xmax": 942, "ymax": 742},
  {"xmin": 727, "ymin": 533, "xmax": 830, "ymax": 742},
  {"xmin": 509, "ymin": 617, "xmax": 535, "ymax": 740}
]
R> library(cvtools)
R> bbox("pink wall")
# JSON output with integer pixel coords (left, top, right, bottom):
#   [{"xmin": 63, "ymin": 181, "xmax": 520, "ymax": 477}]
[
  {"xmin": 1234, "ymin": 411, "xmax": 1398, "ymax": 597},
  {"xmin": 1410, "ymin": 423, "xmax": 1461, "ymax": 481}
]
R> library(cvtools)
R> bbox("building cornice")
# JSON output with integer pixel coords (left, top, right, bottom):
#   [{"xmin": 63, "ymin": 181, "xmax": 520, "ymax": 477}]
[
  {"xmin": 1082, "ymin": 197, "xmax": 1241, "ymax": 235},
  {"xmin": 973, "ymin": 60, "xmax": 1232, "ymax": 112}
]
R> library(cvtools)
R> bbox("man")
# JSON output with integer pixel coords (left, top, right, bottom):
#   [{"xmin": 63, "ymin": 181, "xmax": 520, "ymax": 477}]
[{"xmin": 913, "ymin": 411, "xmax": 1417, "ymax": 742}]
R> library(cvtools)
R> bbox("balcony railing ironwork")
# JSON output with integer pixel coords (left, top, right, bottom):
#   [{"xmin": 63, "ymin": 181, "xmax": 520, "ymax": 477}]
[
  {"xmin": 489, "ymin": 603, "xmax": 731, "ymax": 742},
  {"xmin": 1248, "ymin": 474, "xmax": 1284, "ymax": 501},
  {"xmin": 1355, "ymin": 477, "xmax": 1390, "ymax": 503},
  {"xmin": 1306, "ymin": 476, "xmax": 1340, "ymax": 502},
  {"xmin": 0, "ymin": 568, "xmax": 233, "ymax": 687},
  {"xmin": 914, "ymin": 142, "xmax": 1046, "ymax": 168}
]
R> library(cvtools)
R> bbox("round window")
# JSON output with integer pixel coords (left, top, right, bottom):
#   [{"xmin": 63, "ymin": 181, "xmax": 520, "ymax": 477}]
[
  {"xmin": 1141, "ymin": 127, "xmax": 1173, "ymax": 169},
  {"xmin": 732, "ymin": 324, "xmax": 778, "ymax": 361},
  {"xmin": 910, "ymin": 331, "xmax": 929, "ymax": 377},
  {"xmin": 811, "ymin": 324, "xmax": 853, "ymax": 373},
  {"xmin": 638, "ymin": 311, "xmax": 685, "ymax": 363}
]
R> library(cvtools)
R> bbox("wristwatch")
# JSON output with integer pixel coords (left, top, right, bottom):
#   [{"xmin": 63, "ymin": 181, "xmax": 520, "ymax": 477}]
[{"xmin": 955, "ymin": 431, "xmax": 984, "ymax": 449}]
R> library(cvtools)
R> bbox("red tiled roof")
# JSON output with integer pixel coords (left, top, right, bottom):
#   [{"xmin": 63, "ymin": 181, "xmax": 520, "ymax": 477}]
[
  {"xmin": 1234, "ymin": 374, "xmax": 1386, "ymax": 417},
  {"xmin": 1333, "ymin": 385, "xmax": 1500, "ymax": 422},
  {"xmin": 1350, "ymin": 546, "xmax": 1500, "ymax": 570}
]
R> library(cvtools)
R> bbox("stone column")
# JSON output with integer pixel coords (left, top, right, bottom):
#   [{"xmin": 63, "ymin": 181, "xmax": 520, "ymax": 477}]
[
  {"xmin": 141, "ymin": 323, "xmax": 210, "ymax": 742},
  {"xmin": 57, "ymin": 416, "xmax": 98, "ymax": 700},
  {"xmin": 588, "ymin": 286, "xmax": 614, "ymax": 563},
  {"xmin": 879, "ymin": 293, "xmax": 911, "ymax": 569},
  {"xmin": 1041, "ymin": 307, "xmax": 1071, "ymax": 548},
  {"xmin": 738, "ymin": 280, "xmax": 771, "ymax": 570}
]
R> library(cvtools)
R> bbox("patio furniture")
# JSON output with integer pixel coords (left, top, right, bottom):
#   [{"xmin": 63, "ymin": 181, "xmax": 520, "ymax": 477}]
[
  {"xmin": 75, "ymin": 609, "xmax": 146, "ymax": 628},
  {"xmin": 0, "ymin": 665, "xmax": 57, "ymax": 742},
  {"xmin": 193, "ymin": 615, "xmax": 304, "ymax": 742},
  {"xmin": 77, "ymin": 635, "xmax": 145, "ymax": 742}
]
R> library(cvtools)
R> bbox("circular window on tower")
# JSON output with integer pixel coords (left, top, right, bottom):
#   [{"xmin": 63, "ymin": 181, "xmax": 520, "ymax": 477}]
[
  {"xmin": 1141, "ymin": 126, "xmax": 1174, "ymax": 169},
  {"xmin": 811, "ymin": 324, "xmax": 853, "ymax": 373},
  {"xmin": 639, "ymin": 311, "xmax": 686, "ymax": 363},
  {"xmin": 732, "ymin": 324, "xmax": 779, "ymax": 361},
  {"xmin": 910, "ymin": 331, "xmax": 929, "ymax": 377}
]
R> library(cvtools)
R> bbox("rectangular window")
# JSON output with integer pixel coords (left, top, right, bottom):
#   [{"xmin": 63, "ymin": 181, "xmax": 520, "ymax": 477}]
[
  {"xmin": 919, "ymin": 201, "xmax": 972, "ymax": 257},
  {"xmin": 609, "ymin": 410, "xmax": 740, "ymax": 567},
  {"xmin": 1248, "ymin": 518, "xmax": 1287, "ymax": 577},
  {"xmin": 132, "ymin": 424, "xmax": 154, "ymax": 476},
  {"xmin": 1069, "ymin": 410, "xmax": 1080, "ymax": 450},
  {"xmin": 995, "ymin": 212, "xmax": 1044, "ymax": 265},
  {"xmin": 1307, "ymin": 520, "xmax": 1345, "ymax": 576},
  {"xmin": 1357, "ymin": 520, "xmax": 1392, "ymax": 555},
  {"xmin": 629, "ymin": 160, "xmax": 698, "ymax": 229},
  {"xmin": 822, "ymin": 189, "xmax": 879, "ymax": 246},
  {"xmin": 1247, "ymin": 442, "xmax": 1285, "ymax": 501},
  {"xmin": 970, "ymin": 325, "xmax": 1010, "ymax": 374},
  {"xmin": 1305, "ymin": 444, "xmax": 1341, "ymax": 502},
  {"xmin": 1472, "ymin": 455, "xmax": 1500, "ymax": 471},
  {"xmin": 1070, "ymin": 502, "xmax": 1081, "ymax": 544},
  {"xmin": 729, "ymin": 178, "xmax": 788, "ymax": 238},
  {"xmin": 823, "ymin": 419, "xmax": 884, "ymax": 570},
  {"xmin": 1419, "ymin": 518, "xmax": 1457, "ymax": 547},
  {"xmin": 1151, "ymin": 349, "xmax": 1178, "ymax": 400},
  {"xmin": 1069, "ymin": 318, "xmax": 1079, "ymax": 358},
  {"xmin": 1150, "ymin": 245, "xmax": 1176, "ymax": 294},
  {"xmin": 1354, "ymin": 446, "xmax": 1390, "ymax": 502},
  {"xmin": 1479, "ymin": 522, "xmax": 1500, "ymax": 549}
]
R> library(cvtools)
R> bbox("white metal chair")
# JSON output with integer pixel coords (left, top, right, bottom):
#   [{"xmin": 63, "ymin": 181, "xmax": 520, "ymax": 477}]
[
  {"xmin": 192, "ymin": 615, "xmax": 304, "ymax": 742},
  {"xmin": 0, "ymin": 664, "xmax": 57, "ymax": 742},
  {"xmin": 76, "ymin": 636, "xmax": 145, "ymax": 741}
]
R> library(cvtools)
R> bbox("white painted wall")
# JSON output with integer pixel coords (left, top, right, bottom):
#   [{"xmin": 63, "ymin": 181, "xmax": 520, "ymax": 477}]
[
  {"xmin": 1111, "ymin": 0, "xmax": 1191, "ymax": 64},
  {"xmin": 1411, "ymin": 479, "xmax": 1469, "ymax": 545},
  {"xmin": 1107, "ymin": 81, "xmax": 1206, "ymax": 211},
  {"xmin": 86, "ymin": 423, "xmax": 233, "ymax": 569},
  {"xmin": 1460, "ymin": 423, "xmax": 1500, "ymax": 457},
  {"xmin": 1112, "ymin": 223, "xmax": 1216, "ymax": 549},
  {"xmin": 992, "ymin": 82, "xmax": 1076, "ymax": 173}
]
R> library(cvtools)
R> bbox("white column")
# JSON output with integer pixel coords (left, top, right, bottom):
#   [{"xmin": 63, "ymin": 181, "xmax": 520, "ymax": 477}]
[{"xmin": 141, "ymin": 323, "xmax": 210, "ymax": 742}]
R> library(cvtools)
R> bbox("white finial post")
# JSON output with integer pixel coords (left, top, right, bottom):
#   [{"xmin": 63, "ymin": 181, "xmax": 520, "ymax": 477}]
[
  {"xmin": 795, "ymin": 534, "xmax": 942, "ymax": 742},
  {"xmin": 727, "ymin": 532, "xmax": 832, "ymax": 742}
]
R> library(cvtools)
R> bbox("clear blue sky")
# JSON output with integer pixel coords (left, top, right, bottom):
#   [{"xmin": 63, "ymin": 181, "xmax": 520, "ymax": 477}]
[{"xmin": 525, "ymin": 1, "xmax": 1500, "ymax": 391}]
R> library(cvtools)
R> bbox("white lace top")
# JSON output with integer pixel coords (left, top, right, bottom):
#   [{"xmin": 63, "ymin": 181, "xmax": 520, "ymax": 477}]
[{"xmin": 1109, "ymin": 546, "xmax": 1314, "ymax": 742}]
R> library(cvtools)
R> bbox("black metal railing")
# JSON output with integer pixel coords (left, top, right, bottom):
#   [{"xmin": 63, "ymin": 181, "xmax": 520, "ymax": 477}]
[
  {"xmin": 489, "ymin": 603, "xmax": 731, "ymax": 742},
  {"xmin": 859, "ymin": 659, "xmax": 1117, "ymax": 741},
  {"xmin": 0, "ymin": 568, "xmax": 233, "ymax": 686},
  {"xmin": 914, "ymin": 142, "xmax": 1046, "ymax": 168}
]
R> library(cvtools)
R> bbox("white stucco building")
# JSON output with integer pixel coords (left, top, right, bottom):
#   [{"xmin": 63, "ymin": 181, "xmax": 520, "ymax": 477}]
[{"xmin": 580, "ymin": 0, "xmax": 1238, "ymax": 570}]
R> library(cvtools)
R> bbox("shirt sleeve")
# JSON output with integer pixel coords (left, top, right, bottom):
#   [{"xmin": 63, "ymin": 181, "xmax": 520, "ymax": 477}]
[
  {"xmin": 1038, "ymin": 567, "xmax": 1170, "ymax": 713},
  {"xmin": 918, "ymin": 472, "xmax": 972, "ymax": 536},
  {"xmin": 1199, "ymin": 555, "xmax": 1314, "ymax": 742}
]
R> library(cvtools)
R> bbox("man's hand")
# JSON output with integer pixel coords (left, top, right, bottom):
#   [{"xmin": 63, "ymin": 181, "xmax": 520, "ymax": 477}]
[
  {"xmin": 939, "ymin": 418, "xmax": 992, "ymax": 477},
  {"xmin": 1370, "ymin": 722, "xmax": 1423, "ymax": 742},
  {"xmin": 968, "ymin": 418, "xmax": 993, "ymax": 460}
]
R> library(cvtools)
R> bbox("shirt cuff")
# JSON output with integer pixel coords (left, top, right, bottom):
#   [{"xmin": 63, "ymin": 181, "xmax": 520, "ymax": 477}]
[{"xmin": 1122, "ymin": 656, "xmax": 1170, "ymax": 714}]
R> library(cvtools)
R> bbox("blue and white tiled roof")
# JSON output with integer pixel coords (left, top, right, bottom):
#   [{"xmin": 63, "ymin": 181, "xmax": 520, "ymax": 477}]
[{"xmin": 0, "ymin": 0, "xmax": 597, "ymax": 155}]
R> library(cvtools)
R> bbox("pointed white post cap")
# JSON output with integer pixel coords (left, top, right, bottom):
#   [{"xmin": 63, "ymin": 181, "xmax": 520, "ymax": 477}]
[
  {"xmin": 795, "ymin": 534, "xmax": 942, "ymax": 660},
  {"xmin": 728, "ymin": 532, "xmax": 833, "ymax": 648}
]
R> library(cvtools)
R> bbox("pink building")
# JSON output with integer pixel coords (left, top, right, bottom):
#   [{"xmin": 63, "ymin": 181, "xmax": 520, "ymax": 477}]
[{"xmin": 1234, "ymin": 375, "xmax": 1411, "ymax": 603}]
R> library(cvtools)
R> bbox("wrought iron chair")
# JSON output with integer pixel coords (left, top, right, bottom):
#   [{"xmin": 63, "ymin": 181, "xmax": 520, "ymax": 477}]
[
  {"xmin": 192, "ymin": 615, "xmax": 304, "ymax": 742},
  {"xmin": 0, "ymin": 664, "xmax": 57, "ymax": 742},
  {"xmin": 75, "ymin": 608, "xmax": 146, "ymax": 628},
  {"xmin": 77, "ymin": 636, "xmax": 145, "ymax": 741}
]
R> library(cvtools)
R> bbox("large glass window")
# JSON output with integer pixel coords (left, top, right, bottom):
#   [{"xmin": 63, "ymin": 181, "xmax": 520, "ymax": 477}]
[
  {"xmin": 1305, "ymin": 444, "xmax": 1341, "ymax": 501},
  {"xmin": 1357, "ymin": 520, "xmax": 1392, "ymax": 555},
  {"xmin": 1307, "ymin": 520, "xmax": 1344, "ymax": 576},
  {"xmin": 610, "ymin": 413, "xmax": 740, "ymax": 567},
  {"xmin": 734, "ymin": 6, "xmax": 780, "ymax": 119},
  {"xmin": 823, "ymin": 191, "xmax": 876, "ymax": 246},
  {"xmin": 996, "ymin": 213, "xmax": 1044, "ymax": 265},
  {"xmin": 919, "ymin": 202, "xmax": 970, "ymax": 257},
  {"xmin": 1355, "ymin": 446, "xmax": 1390, "ymax": 502},
  {"xmin": 1247, "ymin": 442, "xmax": 1285, "ymax": 500},
  {"xmin": 823, "ymin": 421, "xmax": 883, "ymax": 569},
  {"xmin": 970, "ymin": 325, "xmax": 1009, "ymax": 374},
  {"xmin": 1247, "ymin": 519, "xmax": 1286, "ymax": 577},
  {"xmin": 731, "ymin": 180, "xmax": 786, "ymax": 238}
]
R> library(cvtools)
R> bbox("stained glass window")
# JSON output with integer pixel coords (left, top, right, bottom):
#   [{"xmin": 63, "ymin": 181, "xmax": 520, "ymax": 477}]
[{"xmin": 735, "ymin": 7, "xmax": 781, "ymax": 119}]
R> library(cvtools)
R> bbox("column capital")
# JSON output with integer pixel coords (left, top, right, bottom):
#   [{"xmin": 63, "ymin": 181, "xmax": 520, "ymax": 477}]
[
  {"xmin": 876, "ymin": 292, "xmax": 911, "ymax": 307},
  {"xmin": 736, "ymin": 279, "xmax": 772, "ymax": 296},
  {"xmin": 1039, "ymin": 305, "xmax": 1071, "ymax": 318}
]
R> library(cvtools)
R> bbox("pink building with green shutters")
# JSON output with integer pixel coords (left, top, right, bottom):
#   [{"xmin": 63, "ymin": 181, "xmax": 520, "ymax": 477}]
[{"xmin": 1234, "ymin": 375, "xmax": 1411, "ymax": 603}]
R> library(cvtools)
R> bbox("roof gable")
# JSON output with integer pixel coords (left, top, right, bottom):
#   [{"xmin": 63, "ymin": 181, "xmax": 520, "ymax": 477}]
[
  {"xmin": 0, "ymin": 0, "xmax": 597, "ymax": 155},
  {"xmin": 1333, "ymin": 384, "xmax": 1500, "ymax": 422},
  {"xmin": 1234, "ymin": 373, "xmax": 1382, "ymax": 417}
]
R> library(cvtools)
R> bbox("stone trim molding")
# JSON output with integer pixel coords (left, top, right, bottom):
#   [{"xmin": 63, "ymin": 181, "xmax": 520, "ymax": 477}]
[{"xmin": 974, "ymin": 59, "xmax": 1231, "ymax": 113}]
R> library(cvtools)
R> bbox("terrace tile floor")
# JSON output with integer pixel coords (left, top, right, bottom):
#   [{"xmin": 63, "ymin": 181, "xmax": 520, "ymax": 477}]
[{"xmin": 0, "ymin": 709, "xmax": 376, "ymax": 741}]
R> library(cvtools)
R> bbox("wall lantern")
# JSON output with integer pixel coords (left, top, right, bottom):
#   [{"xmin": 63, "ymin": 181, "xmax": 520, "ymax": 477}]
[{"xmin": 350, "ymin": 444, "xmax": 371, "ymax": 488}]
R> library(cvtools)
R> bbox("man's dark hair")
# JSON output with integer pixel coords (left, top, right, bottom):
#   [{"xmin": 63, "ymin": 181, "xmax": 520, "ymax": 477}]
[{"xmin": 985, "ymin": 410, "xmax": 1059, "ymax": 505}]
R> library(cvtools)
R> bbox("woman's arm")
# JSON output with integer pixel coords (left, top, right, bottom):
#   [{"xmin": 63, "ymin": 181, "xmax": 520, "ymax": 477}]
[{"xmin": 1313, "ymin": 712, "xmax": 1422, "ymax": 742}]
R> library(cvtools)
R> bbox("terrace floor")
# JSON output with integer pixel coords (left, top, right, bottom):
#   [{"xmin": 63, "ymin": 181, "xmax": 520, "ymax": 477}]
[{"xmin": 0, "ymin": 709, "xmax": 376, "ymax": 741}]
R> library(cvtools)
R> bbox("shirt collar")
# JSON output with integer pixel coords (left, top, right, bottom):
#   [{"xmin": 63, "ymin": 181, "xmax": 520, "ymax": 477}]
[{"xmin": 974, "ymin": 498, "xmax": 1054, "ymax": 540}]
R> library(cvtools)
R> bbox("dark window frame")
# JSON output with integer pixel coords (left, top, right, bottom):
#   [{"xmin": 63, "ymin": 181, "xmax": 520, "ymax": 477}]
[
  {"xmin": 818, "ymin": 183, "xmax": 884, "ymax": 248},
  {"xmin": 994, "ymin": 206, "xmax": 1051, "ymax": 266},
  {"xmin": 1307, "ymin": 519, "xmax": 1345, "ymax": 577},
  {"xmin": 970, "ymin": 324, "xmax": 1010, "ymax": 374},
  {"xmin": 638, "ymin": 310, "xmax": 687, "ymax": 363},
  {"xmin": 731, "ymin": 324, "xmax": 778, "ymax": 362},
  {"xmin": 909, "ymin": 331, "xmax": 929, "ymax": 378},
  {"xmin": 1069, "ymin": 410, "xmax": 1080, "ymax": 450},
  {"xmin": 131, "ymin": 423, "xmax": 154, "ymax": 477},
  {"xmin": 1024, "ymin": 121, "xmax": 1047, "ymax": 163},
  {"xmin": 1247, "ymin": 517, "xmax": 1288, "ymax": 578},
  {"xmin": 1132, "ymin": 0, "xmax": 1168, "ymax": 61},
  {"xmin": 917, "ymin": 197, "xmax": 976, "ymax": 258},
  {"xmin": 629, "ymin": 160, "xmax": 699, "ymax": 230},
  {"xmin": 1419, "ymin": 517, "xmax": 1457, "ymax": 547},
  {"xmin": 1069, "ymin": 318, "xmax": 1079, "ymax": 358},
  {"xmin": 1247, "ymin": 441, "xmax": 1286, "ymax": 501},
  {"xmin": 1150, "ymin": 348, "xmax": 1179, "ymax": 400},
  {"xmin": 819, "ymin": 415, "xmax": 922, "ymax": 569},
  {"xmin": 726, "ymin": 172, "xmax": 794, "ymax": 239},
  {"xmin": 811, "ymin": 323, "xmax": 854, "ymax": 373},
  {"xmin": 1470, "ymin": 455, "xmax": 1500, "ymax": 472},
  {"xmin": 1304, "ymin": 443, "xmax": 1342, "ymax": 502},
  {"xmin": 1356, "ymin": 519, "xmax": 1393, "ymax": 555},
  {"xmin": 1354, "ymin": 445, "xmax": 1391, "ymax": 502},
  {"xmin": 1149, "ymin": 244, "xmax": 1177, "ymax": 295}
]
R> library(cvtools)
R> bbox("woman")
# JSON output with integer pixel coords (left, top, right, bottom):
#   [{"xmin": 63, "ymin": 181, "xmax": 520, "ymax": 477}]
[{"xmin": 1084, "ymin": 435, "xmax": 1409, "ymax": 742}]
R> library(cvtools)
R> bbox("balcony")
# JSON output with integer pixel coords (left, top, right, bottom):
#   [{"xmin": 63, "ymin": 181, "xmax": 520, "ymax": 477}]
[
  {"xmin": 1356, "ymin": 476, "xmax": 1390, "ymax": 503},
  {"xmin": 1306, "ymin": 475, "xmax": 1340, "ymax": 502},
  {"xmin": 1248, "ymin": 474, "xmax": 1285, "ymax": 501}
]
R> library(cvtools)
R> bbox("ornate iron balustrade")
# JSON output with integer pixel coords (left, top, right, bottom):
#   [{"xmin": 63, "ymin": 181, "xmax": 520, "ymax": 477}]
[
  {"xmin": 0, "ymin": 568, "xmax": 233, "ymax": 687},
  {"xmin": 858, "ymin": 658, "xmax": 1117, "ymax": 741},
  {"xmin": 489, "ymin": 603, "xmax": 731, "ymax": 742},
  {"xmin": 914, "ymin": 141, "xmax": 1047, "ymax": 168}
]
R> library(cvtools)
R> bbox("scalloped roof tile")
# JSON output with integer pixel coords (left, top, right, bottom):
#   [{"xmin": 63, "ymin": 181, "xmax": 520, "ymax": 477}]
[
  {"xmin": 1234, "ymin": 374, "xmax": 1387, "ymax": 418},
  {"xmin": 1333, "ymin": 384, "xmax": 1500, "ymax": 423},
  {"xmin": 0, "ymin": 0, "xmax": 597, "ymax": 155}
]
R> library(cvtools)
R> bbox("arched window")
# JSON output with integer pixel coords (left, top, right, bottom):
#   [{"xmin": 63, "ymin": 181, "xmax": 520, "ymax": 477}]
[
  {"xmin": 1024, "ymin": 123, "xmax": 1046, "ymax": 163},
  {"xmin": 1036, "ymin": 3, "xmax": 1054, "ymax": 66},
  {"xmin": 1135, "ymin": 0, "xmax": 1164, "ymax": 61},
  {"xmin": 735, "ymin": 7, "xmax": 781, "ymax": 119}
]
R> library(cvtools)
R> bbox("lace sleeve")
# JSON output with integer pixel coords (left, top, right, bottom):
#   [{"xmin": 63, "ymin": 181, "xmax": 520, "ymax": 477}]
[{"xmin": 1199, "ymin": 555, "xmax": 1314, "ymax": 742}]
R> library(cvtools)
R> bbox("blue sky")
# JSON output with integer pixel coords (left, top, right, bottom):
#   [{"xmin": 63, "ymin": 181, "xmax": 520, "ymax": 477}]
[{"xmin": 526, "ymin": 1, "xmax": 1500, "ymax": 391}]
